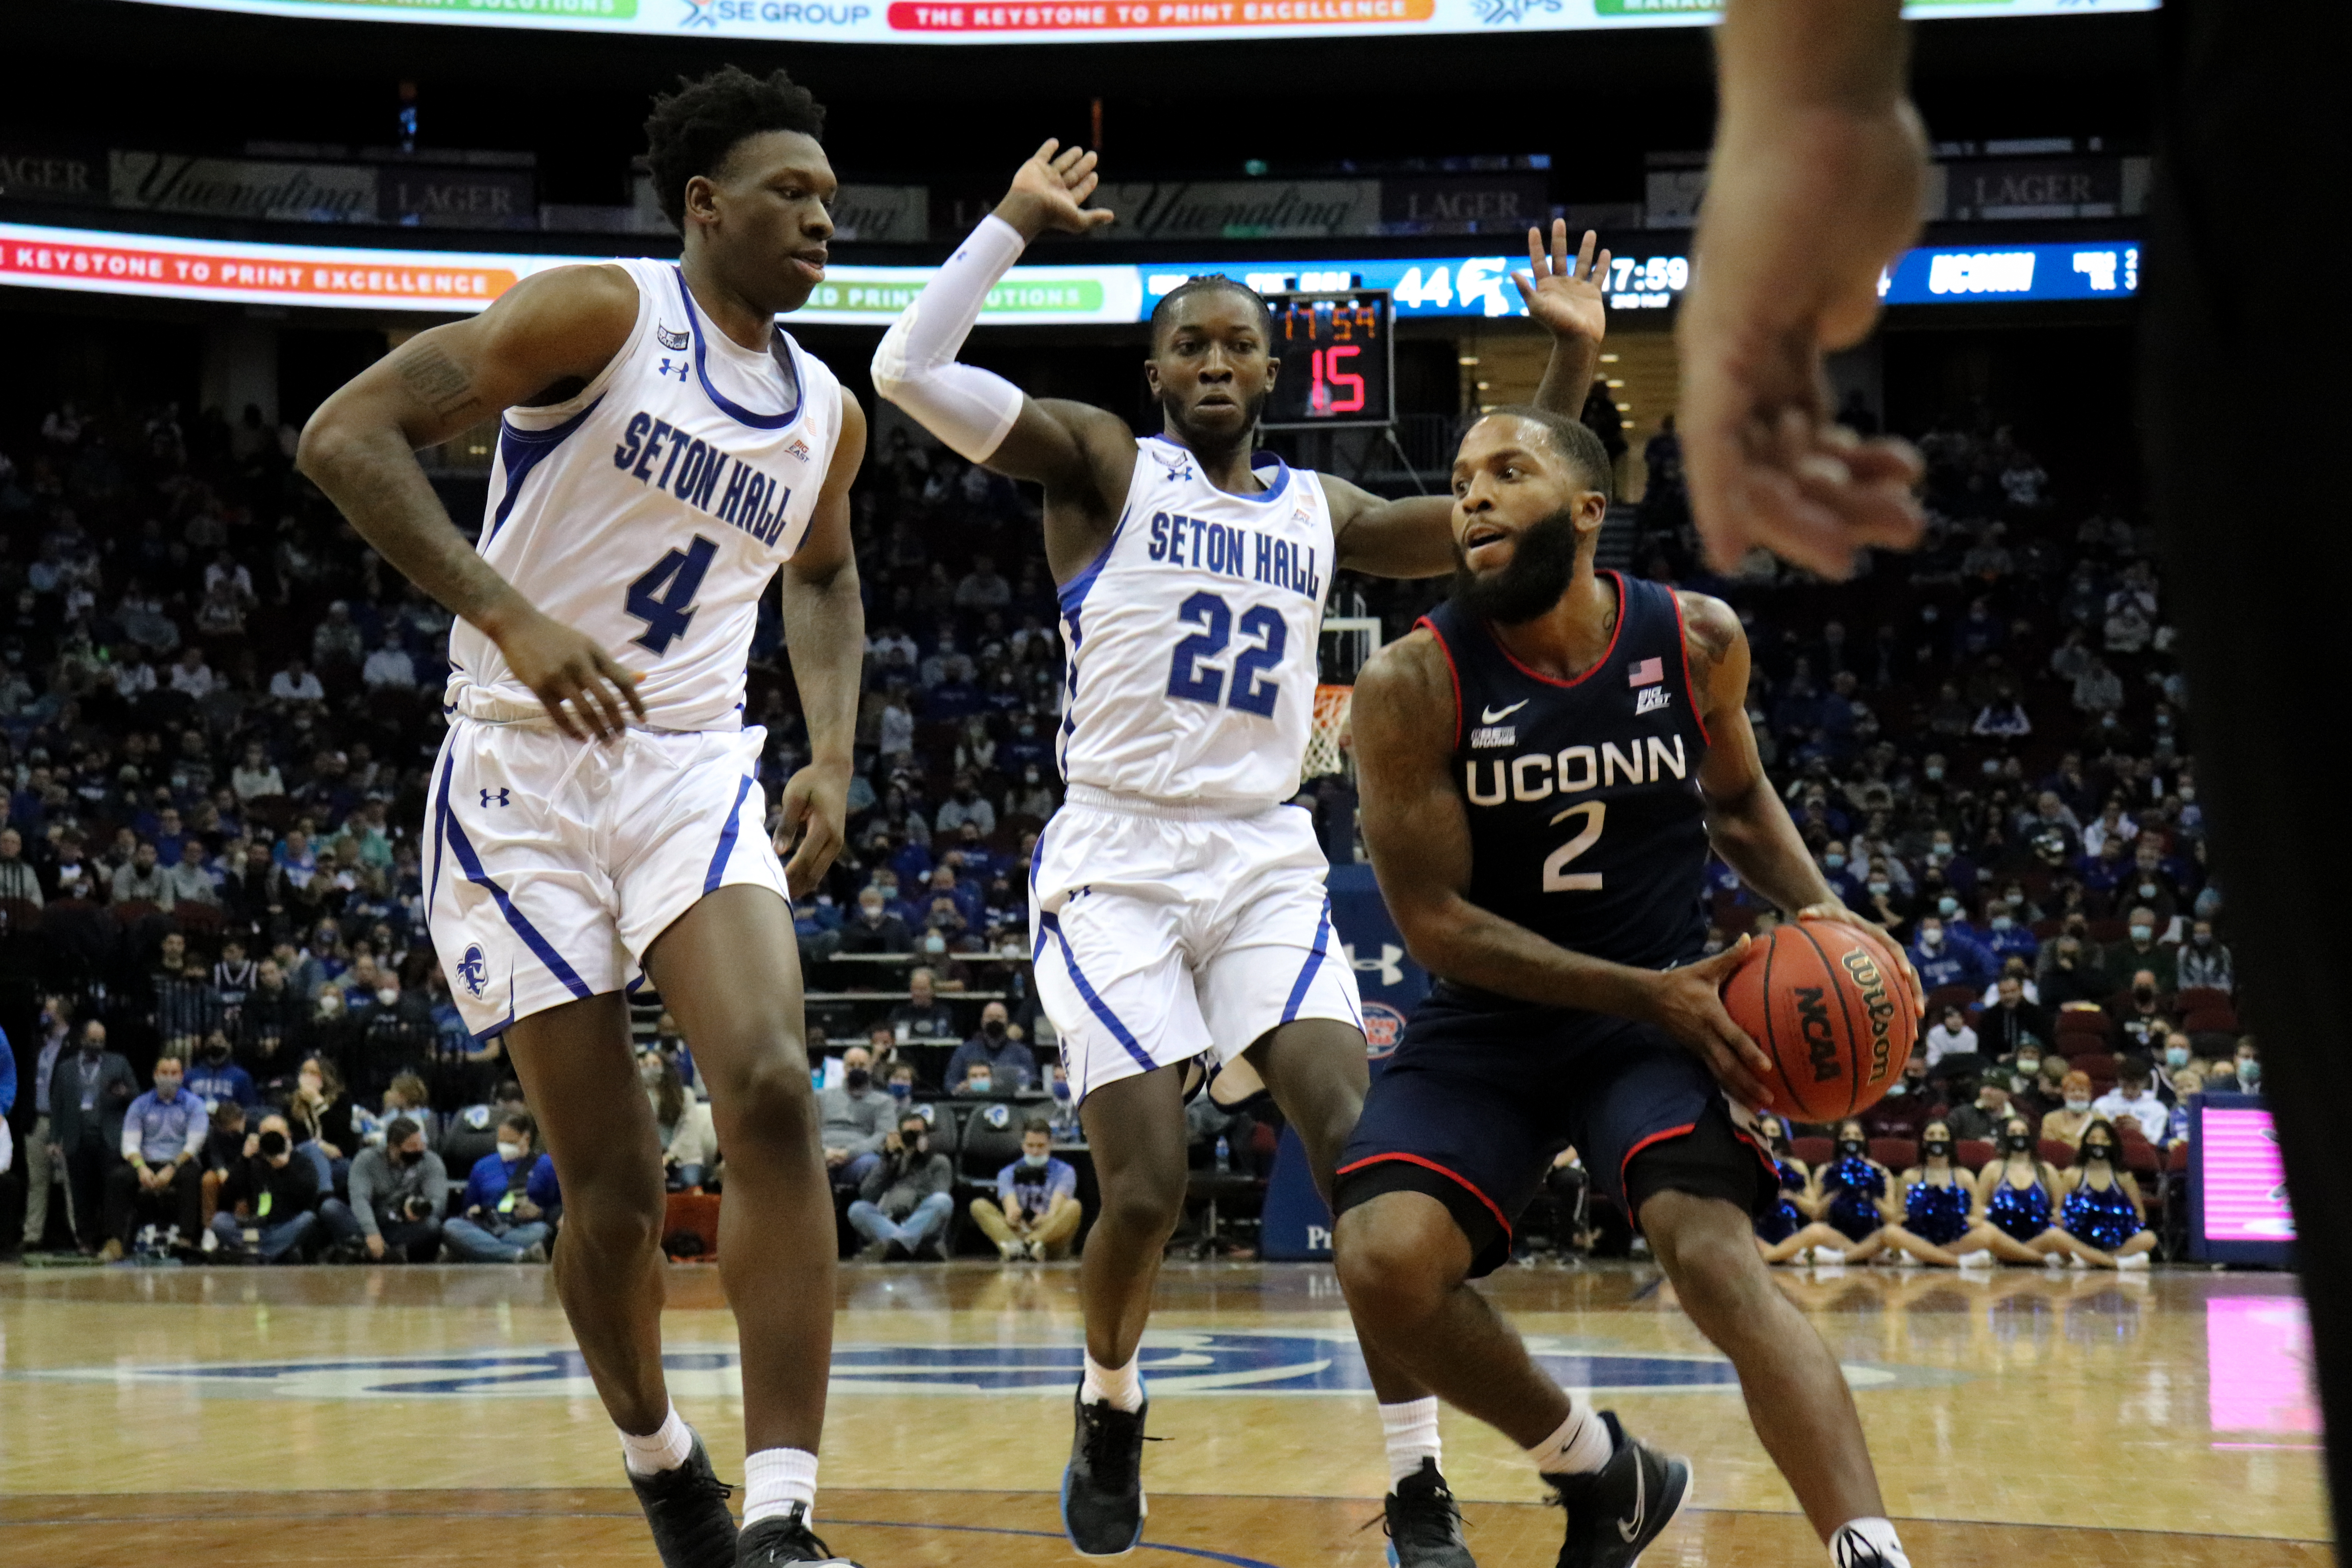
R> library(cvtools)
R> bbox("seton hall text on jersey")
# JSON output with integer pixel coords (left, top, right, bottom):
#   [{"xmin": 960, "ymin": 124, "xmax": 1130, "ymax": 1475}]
[
  {"xmin": 1145, "ymin": 510, "xmax": 1323, "ymax": 600},
  {"xmin": 611, "ymin": 412, "xmax": 795, "ymax": 548}
]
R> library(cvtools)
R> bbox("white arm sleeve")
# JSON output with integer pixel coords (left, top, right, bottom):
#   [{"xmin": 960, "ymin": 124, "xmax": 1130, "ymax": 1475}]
[{"xmin": 870, "ymin": 214, "xmax": 1029, "ymax": 464}]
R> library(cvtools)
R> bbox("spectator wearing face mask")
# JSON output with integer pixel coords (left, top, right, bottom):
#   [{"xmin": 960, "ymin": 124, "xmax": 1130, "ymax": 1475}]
[
  {"xmin": 48, "ymin": 1020, "xmax": 140, "ymax": 1256},
  {"xmin": 1980, "ymin": 901, "xmax": 2040, "ymax": 970},
  {"xmin": 2093, "ymin": 1058, "xmax": 2171, "ymax": 1144},
  {"xmin": 2109, "ymin": 969, "xmax": 2176, "ymax": 1055},
  {"xmin": 1861, "ymin": 1047, "xmax": 1935, "ymax": 1141},
  {"xmin": 1045, "ymin": 1061, "xmax": 1079, "ymax": 1137},
  {"xmin": 1924, "ymin": 1005, "xmax": 1978, "ymax": 1069},
  {"xmin": 2214, "ymin": 1038, "xmax": 2264, "ymax": 1095},
  {"xmin": 444, "ymin": 1112, "xmax": 558, "ymax": 1263},
  {"xmin": 211, "ymin": 1112, "xmax": 324, "ymax": 1263},
  {"xmin": 971, "ymin": 1119, "xmax": 1081, "ymax": 1261},
  {"xmin": 106, "ymin": 1053, "xmax": 208, "ymax": 1256},
  {"xmin": 325, "ymin": 1116, "xmax": 447, "ymax": 1261},
  {"xmin": 2057, "ymin": 1120, "xmax": 2155, "ymax": 1267},
  {"xmin": 2040, "ymin": 1070, "xmax": 2099, "ymax": 1148},
  {"xmin": 1909, "ymin": 914, "xmax": 1996, "ymax": 994},
  {"xmin": 183, "ymin": 1029, "xmax": 260, "ymax": 1112},
  {"xmin": 848, "ymin": 1110, "xmax": 955, "ymax": 1261},
  {"xmin": 837, "ymin": 885, "xmax": 913, "ymax": 956},
  {"xmin": 947, "ymin": 1002, "xmax": 1036, "ymax": 1094},
  {"xmin": 2104, "ymin": 906, "xmax": 2177, "ymax": 993},
  {"xmin": 886, "ymin": 967, "xmax": 958, "ymax": 1043},
  {"xmin": 2010, "ymin": 1053, "xmax": 2071, "ymax": 1130},
  {"xmin": 817, "ymin": 1045, "xmax": 893, "ymax": 1191},
  {"xmin": 2175, "ymin": 920, "xmax": 2234, "ymax": 994},
  {"xmin": 1855, "ymin": 857, "xmax": 1912, "ymax": 935}
]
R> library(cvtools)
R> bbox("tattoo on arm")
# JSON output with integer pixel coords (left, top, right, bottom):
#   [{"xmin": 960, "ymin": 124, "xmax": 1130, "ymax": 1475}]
[
  {"xmin": 1680, "ymin": 591, "xmax": 1738, "ymax": 707},
  {"xmin": 395, "ymin": 344, "xmax": 480, "ymax": 422}
]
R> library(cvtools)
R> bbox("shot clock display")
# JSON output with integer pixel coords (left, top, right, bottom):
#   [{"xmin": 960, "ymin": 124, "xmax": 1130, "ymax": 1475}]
[{"xmin": 1263, "ymin": 289, "xmax": 1395, "ymax": 428}]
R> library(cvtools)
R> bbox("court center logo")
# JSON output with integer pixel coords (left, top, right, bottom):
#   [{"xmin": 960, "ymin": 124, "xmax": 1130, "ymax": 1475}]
[{"xmin": 16, "ymin": 1328, "xmax": 1898, "ymax": 1401}]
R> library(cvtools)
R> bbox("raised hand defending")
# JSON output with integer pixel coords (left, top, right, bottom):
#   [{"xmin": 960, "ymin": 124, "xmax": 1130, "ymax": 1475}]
[
  {"xmin": 1512, "ymin": 219, "xmax": 1610, "ymax": 346},
  {"xmin": 995, "ymin": 139, "xmax": 1117, "ymax": 240}
]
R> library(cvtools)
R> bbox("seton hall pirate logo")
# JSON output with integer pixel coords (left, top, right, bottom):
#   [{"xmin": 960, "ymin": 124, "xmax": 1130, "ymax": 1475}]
[{"xmin": 455, "ymin": 943, "xmax": 489, "ymax": 1000}]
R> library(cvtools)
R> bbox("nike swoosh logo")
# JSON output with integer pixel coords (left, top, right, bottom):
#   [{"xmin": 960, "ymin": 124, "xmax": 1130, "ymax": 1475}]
[
  {"xmin": 1617, "ymin": 1453, "xmax": 1645, "ymax": 1543},
  {"xmin": 1480, "ymin": 700, "xmax": 1529, "ymax": 723}
]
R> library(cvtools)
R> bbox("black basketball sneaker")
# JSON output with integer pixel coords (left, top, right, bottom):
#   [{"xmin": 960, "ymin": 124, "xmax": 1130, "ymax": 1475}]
[
  {"xmin": 737, "ymin": 1504, "xmax": 863, "ymax": 1567},
  {"xmin": 1383, "ymin": 1457, "xmax": 1477, "ymax": 1568},
  {"xmin": 627, "ymin": 1433, "xmax": 739, "ymax": 1568},
  {"xmin": 1062, "ymin": 1391, "xmax": 1149, "ymax": 1556},
  {"xmin": 1543, "ymin": 1412, "xmax": 1690, "ymax": 1568}
]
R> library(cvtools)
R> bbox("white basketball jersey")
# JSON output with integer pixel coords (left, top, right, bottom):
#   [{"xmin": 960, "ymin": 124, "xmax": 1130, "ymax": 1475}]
[
  {"xmin": 1056, "ymin": 436, "xmax": 1334, "ymax": 808},
  {"xmin": 445, "ymin": 257, "xmax": 843, "ymax": 733}
]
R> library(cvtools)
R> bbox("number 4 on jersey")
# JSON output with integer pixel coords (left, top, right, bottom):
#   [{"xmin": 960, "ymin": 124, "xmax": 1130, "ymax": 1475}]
[{"xmin": 624, "ymin": 535, "xmax": 718, "ymax": 654}]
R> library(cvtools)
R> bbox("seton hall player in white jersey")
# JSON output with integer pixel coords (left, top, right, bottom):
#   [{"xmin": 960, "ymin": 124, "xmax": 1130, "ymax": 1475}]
[
  {"xmin": 300, "ymin": 68, "xmax": 867, "ymax": 1568},
  {"xmin": 874, "ymin": 142, "xmax": 1609, "ymax": 1562}
]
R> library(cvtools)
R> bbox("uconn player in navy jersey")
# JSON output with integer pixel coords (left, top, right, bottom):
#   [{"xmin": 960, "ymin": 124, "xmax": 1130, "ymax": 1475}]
[
  {"xmin": 301, "ymin": 69, "xmax": 865, "ymax": 1568},
  {"xmin": 875, "ymin": 144, "xmax": 1609, "ymax": 1562},
  {"xmin": 1333, "ymin": 407, "xmax": 1919, "ymax": 1568}
]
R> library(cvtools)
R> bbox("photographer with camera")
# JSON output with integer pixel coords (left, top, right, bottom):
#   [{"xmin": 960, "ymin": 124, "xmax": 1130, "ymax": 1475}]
[
  {"xmin": 210, "ymin": 1112, "xmax": 324, "ymax": 1263},
  {"xmin": 847, "ymin": 1110, "xmax": 955, "ymax": 1261},
  {"xmin": 322, "ymin": 1116, "xmax": 448, "ymax": 1261},
  {"xmin": 445, "ymin": 1112, "xmax": 560, "ymax": 1263}
]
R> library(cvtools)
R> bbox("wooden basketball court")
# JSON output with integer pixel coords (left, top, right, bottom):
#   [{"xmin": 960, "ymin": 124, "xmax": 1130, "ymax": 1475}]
[{"xmin": 0, "ymin": 1260, "xmax": 2328, "ymax": 1566}]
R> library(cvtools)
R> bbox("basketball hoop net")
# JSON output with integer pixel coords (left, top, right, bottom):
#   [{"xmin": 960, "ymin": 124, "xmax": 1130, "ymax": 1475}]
[{"xmin": 1303, "ymin": 683, "xmax": 1355, "ymax": 782}]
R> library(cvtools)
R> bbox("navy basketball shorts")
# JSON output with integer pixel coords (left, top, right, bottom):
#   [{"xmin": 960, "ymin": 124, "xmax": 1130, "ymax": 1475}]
[{"xmin": 1334, "ymin": 988, "xmax": 1776, "ymax": 1277}]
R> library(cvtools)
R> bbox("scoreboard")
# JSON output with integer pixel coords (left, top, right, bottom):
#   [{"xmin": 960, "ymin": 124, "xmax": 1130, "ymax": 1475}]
[{"xmin": 1263, "ymin": 289, "xmax": 1394, "ymax": 429}]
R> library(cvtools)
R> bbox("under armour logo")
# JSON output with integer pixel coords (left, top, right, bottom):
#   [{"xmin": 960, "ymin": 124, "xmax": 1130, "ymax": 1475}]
[
  {"xmin": 656, "ymin": 358, "xmax": 689, "ymax": 382},
  {"xmin": 480, "ymin": 788, "xmax": 511, "ymax": 808},
  {"xmin": 1345, "ymin": 942, "xmax": 1405, "ymax": 986}
]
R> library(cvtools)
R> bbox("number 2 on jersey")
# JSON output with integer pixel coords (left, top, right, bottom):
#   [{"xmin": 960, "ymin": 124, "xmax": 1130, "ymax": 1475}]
[
  {"xmin": 1165, "ymin": 590, "xmax": 1286, "ymax": 718},
  {"xmin": 1544, "ymin": 801, "xmax": 1605, "ymax": 891},
  {"xmin": 623, "ymin": 535, "xmax": 718, "ymax": 654}
]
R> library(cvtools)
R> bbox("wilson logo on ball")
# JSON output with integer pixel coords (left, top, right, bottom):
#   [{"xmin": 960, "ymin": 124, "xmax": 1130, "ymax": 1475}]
[{"xmin": 1722, "ymin": 923, "xmax": 1920, "ymax": 1121}]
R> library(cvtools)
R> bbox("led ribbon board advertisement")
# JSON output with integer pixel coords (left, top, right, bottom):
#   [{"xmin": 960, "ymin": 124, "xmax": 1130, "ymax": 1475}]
[
  {"xmin": 1, "ymin": 221, "xmax": 2142, "ymax": 320},
  {"xmin": 0, "ymin": 222, "xmax": 1138, "ymax": 326},
  {"xmin": 112, "ymin": 0, "xmax": 2154, "ymax": 44}
]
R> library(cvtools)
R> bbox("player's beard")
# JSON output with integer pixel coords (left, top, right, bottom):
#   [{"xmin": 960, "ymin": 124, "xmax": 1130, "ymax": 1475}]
[{"xmin": 1449, "ymin": 507, "xmax": 1581, "ymax": 625}]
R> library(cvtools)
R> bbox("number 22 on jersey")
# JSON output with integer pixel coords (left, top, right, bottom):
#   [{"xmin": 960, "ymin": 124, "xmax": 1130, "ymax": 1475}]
[{"xmin": 1163, "ymin": 589, "xmax": 1287, "ymax": 718}]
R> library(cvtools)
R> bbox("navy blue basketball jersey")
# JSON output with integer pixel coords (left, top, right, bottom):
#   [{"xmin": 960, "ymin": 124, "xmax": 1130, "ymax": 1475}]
[{"xmin": 1419, "ymin": 571, "xmax": 1713, "ymax": 984}]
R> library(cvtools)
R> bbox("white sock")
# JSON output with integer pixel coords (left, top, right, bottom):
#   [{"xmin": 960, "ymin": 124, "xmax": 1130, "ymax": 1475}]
[
  {"xmin": 1081, "ymin": 1353, "xmax": 1144, "ymax": 1412},
  {"xmin": 742, "ymin": 1447, "xmax": 819, "ymax": 1528},
  {"xmin": 618, "ymin": 1402, "xmax": 696, "ymax": 1476},
  {"xmin": 1523, "ymin": 1399, "xmax": 1612, "ymax": 1476},
  {"xmin": 1829, "ymin": 1516, "xmax": 1911, "ymax": 1567},
  {"xmin": 1379, "ymin": 1397, "xmax": 1442, "ymax": 1488}
]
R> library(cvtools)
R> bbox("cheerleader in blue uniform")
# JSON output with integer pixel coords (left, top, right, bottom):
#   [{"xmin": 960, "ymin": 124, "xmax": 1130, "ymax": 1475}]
[
  {"xmin": 2059, "ymin": 1120, "xmax": 2156, "ymax": 1268},
  {"xmin": 1972, "ymin": 1118, "xmax": 2111, "ymax": 1266},
  {"xmin": 1761, "ymin": 1119, "xmax": 1897, "ymax": 1265},
  {"xmin": 1875, "ymin": 1120, "xmax": 2000, "ymax": 1267},
  {"xmin": 1750, "ymin": 1115, "xmax": 1810, "ymax": 1246}
]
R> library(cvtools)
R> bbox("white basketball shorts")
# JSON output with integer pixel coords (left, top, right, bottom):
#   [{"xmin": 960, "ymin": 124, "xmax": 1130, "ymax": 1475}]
[
  {"xmin": 424, "ymin": 717, "xmax": 788, "ymax": 1039},
  {"xmin": 1029, "ymin": 786, "xmax": 1365, "ymax": 1103}
]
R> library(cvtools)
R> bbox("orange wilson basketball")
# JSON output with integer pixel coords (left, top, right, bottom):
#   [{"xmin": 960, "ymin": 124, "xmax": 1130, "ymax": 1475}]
[{"xmin": 1721, "ymin": 921, "xmax": 1914, "ymax": 1120}]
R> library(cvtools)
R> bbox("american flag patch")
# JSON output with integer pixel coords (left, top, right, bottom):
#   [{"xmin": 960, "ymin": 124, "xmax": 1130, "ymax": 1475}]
[{"xmin": 1628, "ymin": 657, "xmax": 1664, "ymax": 688}]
